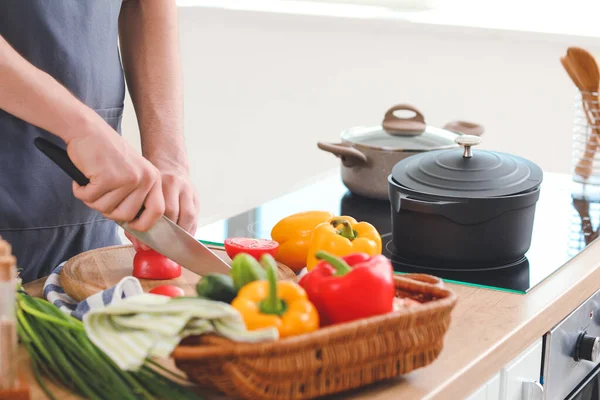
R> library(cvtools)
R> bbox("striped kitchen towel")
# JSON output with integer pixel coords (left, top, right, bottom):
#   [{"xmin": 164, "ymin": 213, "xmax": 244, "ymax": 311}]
[
  {"xmin": 44, "ymin": 262, "xmax": 279, "ymax": 371},
  {"xmin": 43, "ymin": 262, "xmax": 144, "ymax": 320},
  {"xmin": 83, "ymin": 294, "xmax": 279, "ymax": 371}
]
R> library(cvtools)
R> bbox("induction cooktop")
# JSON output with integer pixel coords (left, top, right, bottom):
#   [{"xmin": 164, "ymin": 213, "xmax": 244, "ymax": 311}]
[{"xmin": 196, "ymin": 171, "xmax": 600, "ymax": 294}]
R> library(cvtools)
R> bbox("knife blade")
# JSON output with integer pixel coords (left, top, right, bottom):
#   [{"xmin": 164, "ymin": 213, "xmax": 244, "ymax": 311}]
[{"xmin": 34, "ymin": 137, "xmax": 231, "ymax": 275}]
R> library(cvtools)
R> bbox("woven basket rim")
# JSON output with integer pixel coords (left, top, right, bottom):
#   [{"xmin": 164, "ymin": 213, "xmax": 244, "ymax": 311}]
[{"xmin": 172, "ymin": 273, "xmax": 457, "ymax": 360}]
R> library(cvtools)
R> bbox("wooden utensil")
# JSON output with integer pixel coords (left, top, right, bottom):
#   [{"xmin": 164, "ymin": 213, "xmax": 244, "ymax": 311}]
[
  {"xmin": 562, "ymin": 56, "xmax": 599, "ymax": 177},
  {"xmin": 59, "ymin": 244, "xmax": 297, "ymax": 302},
  {"xmin": 562, "ymin": 47, "xmax": 600, "ymax": 179}
]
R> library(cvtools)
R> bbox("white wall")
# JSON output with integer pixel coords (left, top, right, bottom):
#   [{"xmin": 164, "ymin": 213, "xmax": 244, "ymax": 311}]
[{"xmin": 121, "ymin": 6, "xmax": 600, "ymax": 226}]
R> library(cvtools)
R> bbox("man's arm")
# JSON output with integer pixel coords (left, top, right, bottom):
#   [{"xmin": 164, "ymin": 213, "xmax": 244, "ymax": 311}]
[
  {"xmin": 0, "ymin": 35, "xmax": 165, "ymax": 231},
  {"xmin": 119, "ymin": 0, "xmax": 199, "ymax": 241},
  {"xmin": 0, "ymin": 35, "xmax": 98, "ymax": 144}
]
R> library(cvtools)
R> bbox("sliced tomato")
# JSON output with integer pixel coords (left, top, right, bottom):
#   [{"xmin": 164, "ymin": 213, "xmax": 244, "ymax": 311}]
[
  {"xmin": 149, "ymin": 285, "xmax": 185, "ymax": 298},
  {"xmin": 224, "ymin": 237, "xmax": 279, "ymax": 261},
  {"xmin": 132, "ymin": 249, "xmax": 182, "ymax": 280}
]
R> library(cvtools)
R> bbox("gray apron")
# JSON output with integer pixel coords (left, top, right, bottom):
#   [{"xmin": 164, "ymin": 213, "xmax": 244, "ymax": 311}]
[{"xmin": 0, "ymin": 0, "xmax": 126, "ymax": 282}]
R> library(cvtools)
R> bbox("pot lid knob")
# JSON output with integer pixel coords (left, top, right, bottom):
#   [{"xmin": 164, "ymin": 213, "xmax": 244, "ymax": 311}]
[{"xmin": 455, "ymin": 135, "xmax": 481, "ymax": 158}]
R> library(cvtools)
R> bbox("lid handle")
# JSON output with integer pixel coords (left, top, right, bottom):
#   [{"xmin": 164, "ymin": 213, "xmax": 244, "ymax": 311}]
[
  {"xmin": 455, "ymin": 135, "xmax": 481, "ymax": 158},
  {"xmin": 382, "ymin": 104, "xmax": 426, "ymax": 137},
  {"xmin": 442, "ymin": 120, "xmax": 485, "ymax": 136}
]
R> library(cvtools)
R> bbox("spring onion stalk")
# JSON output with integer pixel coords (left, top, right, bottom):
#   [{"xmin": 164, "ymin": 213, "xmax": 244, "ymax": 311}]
[{"xmin": 15, "ymin": 287, "xmax": 202, "ymax": 400}]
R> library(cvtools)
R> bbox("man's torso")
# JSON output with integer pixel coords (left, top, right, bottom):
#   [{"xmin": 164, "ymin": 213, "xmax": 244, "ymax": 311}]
[{"xmin": 0, "ymin": 0, "xmax": 126, "ymax": 281}]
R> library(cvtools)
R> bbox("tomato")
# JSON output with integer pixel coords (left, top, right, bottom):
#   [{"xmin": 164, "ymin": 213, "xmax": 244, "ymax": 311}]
[
  {"xmin": 224, "ymin": 237, "xmax": 279, "ymax": 261},
  {"xmin": 132, "ymin": 249, "xmax": 182, "ymax": 280},
  {"xmin": 149, "ymin": 285, "xmax": 185, "ymax": 298}
]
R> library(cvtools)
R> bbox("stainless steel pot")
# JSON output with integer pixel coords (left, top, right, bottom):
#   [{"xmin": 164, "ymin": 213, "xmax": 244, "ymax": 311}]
[{"xmin": 317, "ymin": 104, "xmax": 484, "ymax": 200}]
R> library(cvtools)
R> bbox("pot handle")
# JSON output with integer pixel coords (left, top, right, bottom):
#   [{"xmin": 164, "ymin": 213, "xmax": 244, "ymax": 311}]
[
  {"xmin": 317, "ymin": 142, "xmax": 367, "ymax": 168},
  {"xmin": 393, "ymin": 193, "xmax": 458, "ymax": 214},
  {"xmin": 442, "ymin": 120, "xmax": 485, "ymax": 136},
  {"xmin": 382, "ymin": 104, "xmax": 426, "ymax": 136},
  {"xmin": 392, "ymin": 189, "xmax": 533, "ymax": 225}
]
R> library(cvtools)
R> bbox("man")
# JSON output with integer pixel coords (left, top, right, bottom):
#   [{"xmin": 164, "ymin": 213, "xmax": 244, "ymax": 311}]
[{"xmin": 0, "ymin": 0, "xmax": 199, "ymax": 282}]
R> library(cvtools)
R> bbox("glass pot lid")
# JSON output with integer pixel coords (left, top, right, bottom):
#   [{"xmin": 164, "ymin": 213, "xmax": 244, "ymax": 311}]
[
  {"xmin": 391, "ymin": 135, "xmax": 544, "ymax": 199},
  {"xmin": 340, "ymin": 104, "xmax": 461, "ymax": 152}
]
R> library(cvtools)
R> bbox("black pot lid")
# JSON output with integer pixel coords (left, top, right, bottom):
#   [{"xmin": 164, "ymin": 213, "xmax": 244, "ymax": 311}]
[{"xmin": 391, "ymin": 135, "xmax": 543, "ymax": 199}]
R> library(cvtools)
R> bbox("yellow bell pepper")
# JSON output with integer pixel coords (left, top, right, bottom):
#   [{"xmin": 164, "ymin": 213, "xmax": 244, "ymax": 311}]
[
  {"xmin": 306, "ymin": 216, "xmax": 382, "ymax": 270},
  {"xmin": 270, "ymin": 210, "xmax": 334, "ymax": 273},
  {"xmin": 231, "ymin": 254, "xmax": 319, "ymax": 338}
]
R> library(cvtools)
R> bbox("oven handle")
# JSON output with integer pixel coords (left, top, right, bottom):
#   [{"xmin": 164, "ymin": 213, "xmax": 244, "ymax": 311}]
[{"xmin": 565, "ymin": 363, "xmax": 600, "ymax": 400}]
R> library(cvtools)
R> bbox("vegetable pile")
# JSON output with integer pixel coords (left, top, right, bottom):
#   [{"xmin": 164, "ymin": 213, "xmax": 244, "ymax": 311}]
[
  {"xmin": 15, "ymin": 209, "xmax": 419, "ymax": 399},
  {"xmin": 15, "ymin": 285, "xmax": 201, "ymax": 400},
  {"xmin": 195, "ymin": 210, "xmax": 411, "ymax": 337}
]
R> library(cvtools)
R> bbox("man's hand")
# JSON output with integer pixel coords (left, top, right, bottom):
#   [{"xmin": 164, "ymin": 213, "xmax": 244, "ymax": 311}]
[
  {"xmin": 119, "ymin": 0, "xmax": 199, "ymax": 250},
  {"xmin": 126, "ymin": 161, "xmax": 200, "ymax": 251},
  {"xmin": 68, "ymin": 126, "xmax": 166, "ymax": 232},
  {"xmin": 156, "ymin": 163, "xmax": 200, "ymax": 234}
]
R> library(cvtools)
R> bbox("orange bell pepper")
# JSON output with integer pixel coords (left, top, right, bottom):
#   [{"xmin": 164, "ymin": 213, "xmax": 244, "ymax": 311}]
[
  {"xmin": 306, "ymin": 216, "xmax": 382, "ymax": 270},
  {"xmin": 270, "ymin": 211, "xmax": 334, "ymax": 273}
]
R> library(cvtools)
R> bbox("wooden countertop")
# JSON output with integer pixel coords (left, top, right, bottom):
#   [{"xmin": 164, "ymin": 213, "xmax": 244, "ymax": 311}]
[{"xmin": 19, "ymin": 240, "xmax": 600, "ymax": 399}]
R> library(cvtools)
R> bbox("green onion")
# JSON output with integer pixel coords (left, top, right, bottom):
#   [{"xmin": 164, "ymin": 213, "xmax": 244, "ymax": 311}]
[{"xmin": 15, "ymin": 286, "xmax": 202, "ymax": 400}]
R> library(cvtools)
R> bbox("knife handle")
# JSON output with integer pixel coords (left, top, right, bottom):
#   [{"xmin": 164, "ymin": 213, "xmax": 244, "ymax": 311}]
[
  {"xmin": 34, "ymin": 137, "xmax": 90, "ymax": 186},
  {"xmin": 34, "ymin": 137, "xmax": 145, "ymax": 219}
]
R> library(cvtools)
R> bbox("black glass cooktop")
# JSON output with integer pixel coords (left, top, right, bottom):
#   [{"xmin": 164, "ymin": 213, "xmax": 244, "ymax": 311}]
[{"xmin": 196, "ymin": 171, "xmax": 600, "ymax": 294}]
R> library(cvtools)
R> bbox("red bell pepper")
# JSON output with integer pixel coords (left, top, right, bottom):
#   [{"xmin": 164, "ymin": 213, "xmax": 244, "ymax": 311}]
[{"xmin": 298, "ymin": 250, "xmax": 395, "ymax": 326}]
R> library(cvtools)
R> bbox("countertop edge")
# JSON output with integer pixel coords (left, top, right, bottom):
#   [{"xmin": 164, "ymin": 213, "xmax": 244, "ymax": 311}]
[{"xmin": 428, "ymin": 240, "xmax": 600, "ymax": 399}]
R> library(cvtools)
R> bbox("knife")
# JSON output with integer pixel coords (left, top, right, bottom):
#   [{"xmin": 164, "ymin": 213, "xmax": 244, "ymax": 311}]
[{"xmin": 34, "ymin": 137, "xmax": 231, "ymax": 275}]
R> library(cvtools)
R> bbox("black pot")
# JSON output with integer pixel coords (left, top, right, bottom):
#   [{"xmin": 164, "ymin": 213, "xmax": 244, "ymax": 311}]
[{"xmin": 388, "ymin": 135, "xmax": 543, "ymax": 267}]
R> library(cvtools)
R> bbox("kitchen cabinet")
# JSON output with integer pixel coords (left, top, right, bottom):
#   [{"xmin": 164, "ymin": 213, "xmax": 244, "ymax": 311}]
[
  {"xmin": 466, "ymin": 338, "xmax": 542, "ymax": 400},
  {"xmin": 500, "ymin": 338, "xmax": 543, "ymax": 400},
  {"xmin": 466, "ymin": 373, "xmax": 501, "ymax": 400},
  {"xmin": 486, "ymin": 373, "xmax": 501, "ymax": 400}
]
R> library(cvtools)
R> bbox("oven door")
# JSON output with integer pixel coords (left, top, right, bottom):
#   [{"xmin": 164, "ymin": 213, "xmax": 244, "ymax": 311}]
[
  {"xmin": 566, "ymin": 365, "xmax": 600, "ymax": 400},
  {"xmin": 542, "ymin": 289, "xmax": 600, "ymax": 400}
]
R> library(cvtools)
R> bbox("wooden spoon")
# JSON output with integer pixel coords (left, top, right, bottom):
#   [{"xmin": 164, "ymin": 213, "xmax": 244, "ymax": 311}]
[
  {"xmin": 564, "ymin": 47, "xmax": 600, "ymax": 179},
  {"xmin": 562, "ymin": 56, "xmax": 599, "ymax": 169}
]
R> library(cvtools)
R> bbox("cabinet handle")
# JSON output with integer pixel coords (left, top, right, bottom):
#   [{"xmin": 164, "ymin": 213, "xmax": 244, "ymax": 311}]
[{"xmin": 522, "ymin": 381, "xmax": 543, "ymax": 400}]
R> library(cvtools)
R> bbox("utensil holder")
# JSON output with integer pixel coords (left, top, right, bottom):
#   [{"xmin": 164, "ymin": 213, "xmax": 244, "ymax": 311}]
[{"xmin": 572, "ymin": 90, "xmax": 600, "ymax": 186}]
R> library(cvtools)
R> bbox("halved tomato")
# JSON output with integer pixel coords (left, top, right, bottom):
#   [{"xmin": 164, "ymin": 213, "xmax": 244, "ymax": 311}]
[
  {"xmin": 224, "ymin": 237, "xmax": 279, "ymax": 261},
  {"xmin": 149, "ymin": 285, "xmax": 185, "ymax": 298}
]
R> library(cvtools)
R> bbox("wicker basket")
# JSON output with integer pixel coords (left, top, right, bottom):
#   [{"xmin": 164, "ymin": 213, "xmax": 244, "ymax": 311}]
[{"xmin": 171, "ymin": 273, "xmax": 457, "ymax": 400}]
